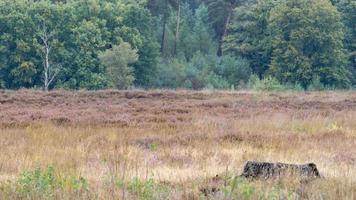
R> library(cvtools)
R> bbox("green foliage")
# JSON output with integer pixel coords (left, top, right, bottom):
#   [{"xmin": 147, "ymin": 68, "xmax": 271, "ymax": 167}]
[
  {"xmin": 221, "ymin": 176, "xmax": 297, "ymax": 199},
  {"xmin": 225, "ymin": 0, "xmax": 353, "ymax": 89},
  {"xmin": 249, "ymin": 75, "xmax": 304, "ymax": 91},
  {"xmin": 0, "ymin": 79, "xmax": 4, "ymax": 89},
  {"xmin": 99, "ymin": 42, "xmax": 138, "ymax": 89},
  {"xmin": 249, "ymin": 75, "xmax": 286, "ymax": 91},
  {"xmin": 15, "ymin": 166, "xmax": 58, "ymax": 198},
  {"xmin": 10, "ymin": 62, "xmax": 37, "ymax": 87},
  {"xmin": 154, "ymin": 53, "xmax": 250, "ymax": 90},
  {"xmin": 154, "ymin": 57, "xmax": 187, "ymax": 88},
  {"xmin": 12, "ymin": 166, "xmax": 92, "ymax": 199},
  {"xmin": 148, "ymin": 143, "xmax": 158, "ymax": 152},
  {"xmin": 224, "ymin": 0, "xmax": 276, "ymax": 77},
  {"xmin": 0, "ymin": 0, "xmax": 354, "ymax": 90},
  {"xmin": 123, "ymin": 3, "xmax": 160, "ymax": 87},
  {"xmin": 308, "ymin": 76, "xmax": 326, "ymax": 91},
  {"xmin": 127, "ymin": 178, "xmax": 171, "ymax": 200},
  {"xmin": 155, "ymin": 2, "xmax": 217, "ymax": 60},
  {"xmin": 217, "ymin": 55, "xmax": 252, "ymax": 89},
  {"xmin": 222, "ymin": 176, "xmax": 256, "ymax": 199},
  {"xmin": 185, "ymin": 52, "xmax": 218, "ymax": 89},
  {"xmin": 0, "ymin": 0, "xmax": 154, "ymax": 90},
  {"xmin": 333, "ymin": 0, "xmax": 356, "ymax": 85},
  {"xmin": 185, "ymin": 4, "xmax": 217, "ymax": 58},
  {"xmin": 205, "ymin": 72, "xmax": 230, "ymax": 90},
  {"xmin": 268, "ymin": 0, "xmax": 351, "ymax": 89},
  {"xmin": 203, "ymin": 0, "xmax": 241, "ymax": 56}
]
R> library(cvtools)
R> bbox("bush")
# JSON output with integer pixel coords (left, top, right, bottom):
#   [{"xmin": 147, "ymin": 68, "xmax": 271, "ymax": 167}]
[
  {"xmin": 7, "ymin": 166, "xmax": 93, "ymax": 199},
  {"xmin": 153, "ymin": 53, "xmax": 226, "ymax": 90},
  {"xmin": 249, "ymin": 75, "xmax": 285, "ymax": 91},
  {"xmin": 249, "ymin": 75, "xmax": 303, "ymax": 91},
  {"xmin": 308, "ymin": 76, "xmax": 326, "ymax": 91},
  {"xmin": 99, "ymin": 42, "xmax": 138, "ymax": 89},
  {"xmin": 220, "ymin": 176, "xmax": 297, "ymax": 199},
  {"xmin": 205, "ymin": 72, "xmax": 230, "ymax": 89},
  {"xmin": 127, "ymin": 178, "xmax": 171, "ymax": 200},
  {"xmin": 221, "ymin": 176, "xmax": 256, "ymax": 199},
  {"xmin": 216, "ymin": 55, "xmax": 251, "ymax": 89},
  {"xmin": 185, "ymin": 52, "xmax": 217, "ymax": 89},
  {"xmin": 153, "ymin": 58, "xmax": 187, "ymax": 89},
  {"xmin": 153, "ymin": 53, "xmax": 254, "ymax": 90},
  {"xmin": 15, "ymin": 166, "xmax": 59, "ymax": 199}
]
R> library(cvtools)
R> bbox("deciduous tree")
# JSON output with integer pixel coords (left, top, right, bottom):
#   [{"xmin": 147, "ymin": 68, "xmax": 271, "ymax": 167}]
[
  {"xmin": 268, "ymin": 0, "xmax": 351, "ymax": 88},
  {"xmin": 99, "ymin": 43, "xmax": 138, "ymax": 89}
]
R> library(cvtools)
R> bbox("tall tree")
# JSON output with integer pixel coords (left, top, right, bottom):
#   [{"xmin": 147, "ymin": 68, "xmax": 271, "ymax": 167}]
[
  {"xmin": 173, "ymin": 0, "xmax": 181, "ymax": 56},
  {"xmin": 122, "ymin": 2, "xmax": 160, "ymax": 86},
  {"xmin": 190, "ymin": 4, "xmax": 217, "ymax": 56},
  {"xmin": 333, "ymin": 0, "xmax": 356, "ymax": 84},
  {"xmin": 168, "ymin": 3, "xmax": 217, "ymax": 60},
  {"xmin": 148, "ymin": 0, "xmax": 177, "ymax": 55},
  {"xmin": 224, "ymin": 0, "xmax": 276, "ymax": 77},
  {"xmin": 268, "ymin": 0, "xmax": 351, "ymax": 88},
  {"xmin": 204, "ymin": 0, "xmax": 243, "ymax": 56}
]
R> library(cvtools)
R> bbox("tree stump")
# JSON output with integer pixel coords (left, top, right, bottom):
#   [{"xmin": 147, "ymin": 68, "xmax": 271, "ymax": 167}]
[{"xmin": 240, "ymin": 161, "xmax": 320, "ymax": 179}]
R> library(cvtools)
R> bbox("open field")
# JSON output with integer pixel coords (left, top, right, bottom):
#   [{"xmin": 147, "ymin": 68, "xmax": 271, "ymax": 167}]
[{"xmin": 0, "ymin": 90, "xmax": 356, "ymax": 199}]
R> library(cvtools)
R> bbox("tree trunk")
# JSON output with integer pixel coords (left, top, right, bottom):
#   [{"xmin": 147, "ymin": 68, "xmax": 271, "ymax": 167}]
[
  {"xmin": 217, "ymin": 6, "xmax": 232, "ymax": 57},
  {"xmin": 173, "ymin": 0, "xmax": 181, "ymax": 56},
  {"xmin": 160, "ymin": 15, "xmax": 167, "ymax": 54},
  {"xmin": 39, "ymin": 24, "xmax": 55, "ymax": 92},
  {"xmin": 44, "ymin": 45, "xmax": 50, "ymax": 92},
  {"xmin": 160, "ymin": 0, "xmax": 169, "ymax": 55}
]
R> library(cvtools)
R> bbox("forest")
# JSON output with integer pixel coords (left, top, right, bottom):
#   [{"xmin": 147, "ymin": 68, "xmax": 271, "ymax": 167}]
[
  {"xmin": 0, "ymin": 0, "xmax": 355, "ymax": 91},
  {"xmin": 1, "ymin": 1, "xmax": 356, "ymax": 199}
]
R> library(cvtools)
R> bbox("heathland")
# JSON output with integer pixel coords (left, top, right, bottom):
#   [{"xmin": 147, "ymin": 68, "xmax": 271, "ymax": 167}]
[{"xmin": 0, "ymin": 90, "xmax": 355, "ymax": 199}]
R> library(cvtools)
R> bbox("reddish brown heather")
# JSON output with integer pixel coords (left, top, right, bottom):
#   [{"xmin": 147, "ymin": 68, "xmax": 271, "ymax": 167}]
[{"xmin": 0, "ymin": 90, "xmax": 355, "ymax": 127}]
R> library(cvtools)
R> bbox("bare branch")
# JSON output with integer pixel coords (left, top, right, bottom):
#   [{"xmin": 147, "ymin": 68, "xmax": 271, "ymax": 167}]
[{"xmin": 48, "ymin": 71, "xmax": 57, "ymax": 86}]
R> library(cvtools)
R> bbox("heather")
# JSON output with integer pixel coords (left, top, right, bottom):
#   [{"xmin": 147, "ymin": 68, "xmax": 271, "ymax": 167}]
[{"xmin": 0, "ymin": 90, "xmax": 355, "ymax": 199}]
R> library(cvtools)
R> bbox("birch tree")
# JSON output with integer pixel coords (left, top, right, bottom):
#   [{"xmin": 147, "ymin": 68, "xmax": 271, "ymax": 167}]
[{"xmin": 38, "ymin": 24, "xmax": 57, "ymax": 92}]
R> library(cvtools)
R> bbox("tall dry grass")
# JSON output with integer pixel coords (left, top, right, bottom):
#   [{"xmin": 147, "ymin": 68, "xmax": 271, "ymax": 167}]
[{"xmin": 0, "ymin": 90, "xmax": 355, "ymax": 199}]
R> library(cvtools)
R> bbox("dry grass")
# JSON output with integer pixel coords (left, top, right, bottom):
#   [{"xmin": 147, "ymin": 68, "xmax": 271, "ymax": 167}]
[{"xmin": 0, "ymin": 90, "xmax": 355, "ymax": 199}]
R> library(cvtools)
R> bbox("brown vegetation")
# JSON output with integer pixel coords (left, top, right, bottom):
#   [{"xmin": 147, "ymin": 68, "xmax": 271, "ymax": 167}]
[{"xmin": 0, "ymin": 90, "xmax": 355, "ymax": 199}]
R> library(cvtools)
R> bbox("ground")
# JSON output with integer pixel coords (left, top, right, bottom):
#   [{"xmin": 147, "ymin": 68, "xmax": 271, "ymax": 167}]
[{"xmin": 0, "ymin": 90, "xmax": 355, "ymax": 199}]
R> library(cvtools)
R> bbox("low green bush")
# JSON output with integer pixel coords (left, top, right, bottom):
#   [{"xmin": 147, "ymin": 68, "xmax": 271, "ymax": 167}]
[
  {"xmin": 221, "ymin": 176, "xmax": 297, "ymax": 200},
  {"xmin": 4, "ymin": 166, "xmax": 93, "ymax": 199},
  {"xmin": 308, "ymin": 76, "xmax": 326, "ymax": 91},
  {"xmin": 127, "ymin": 178, "xmax": 171, "ymax": 200},
  {"xmin": 249, "ymin": 75, "xmax": 304, "ymax": 91}
]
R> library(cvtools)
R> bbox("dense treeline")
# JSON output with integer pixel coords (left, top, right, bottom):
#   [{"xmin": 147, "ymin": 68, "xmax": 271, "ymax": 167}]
[{"xmin": 0, "ymin": 0, "xmax": 355, "ymax": 90}]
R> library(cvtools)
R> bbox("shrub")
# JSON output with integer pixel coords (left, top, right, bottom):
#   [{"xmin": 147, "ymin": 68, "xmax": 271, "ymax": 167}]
[
  {"xmin": 153, "ymin": 58, "xmax": 187, "ymax": 88},
  {"xmin": 222, "ymin": 176, "xmax": 256, "ymax": 199},
  {"xmin": 15, "ymin": 166, "xmax": 59, "ymax": 199},
  {"xmin": 308, "ymin": 76, "xmax": 326, "ymax": 91},
  {"xmin": 153, "ymin": 53, "xmax": 252, "ymax": 90},
  {"xmin": 249, "ymin": 75, "xmax": 304, "ymax": 91},
  {"xmin": 185, "ymin": 52, "xmax": 216, "ymax": 90},
  {"xmin": 99, "ymin": 42, "xmax": 138, "ymax": 89},
  {"xmin": 7, "ymin": 166, "xmax": 93, "ymax": 199},
  {"xmin": 249, "ymin": 75, "xmax": 285, "ymax": 91},
  {"xmin": 216, "ymin": 55, "xmax": 252, "ymax": 89},
  {"xmin": 127, "ymin": 178, "xmax": 171, "ymax": 200},
  {"xmin": 205, "ymin": 72, "xmax": 230, "ymax": 90},
  {"xmin": 153, "ymin": 53, "xmax": 229, "ymax": 90},
  {"xmin": 221, "ymin": 176, "xmax": 296, "ymax": 199}
]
